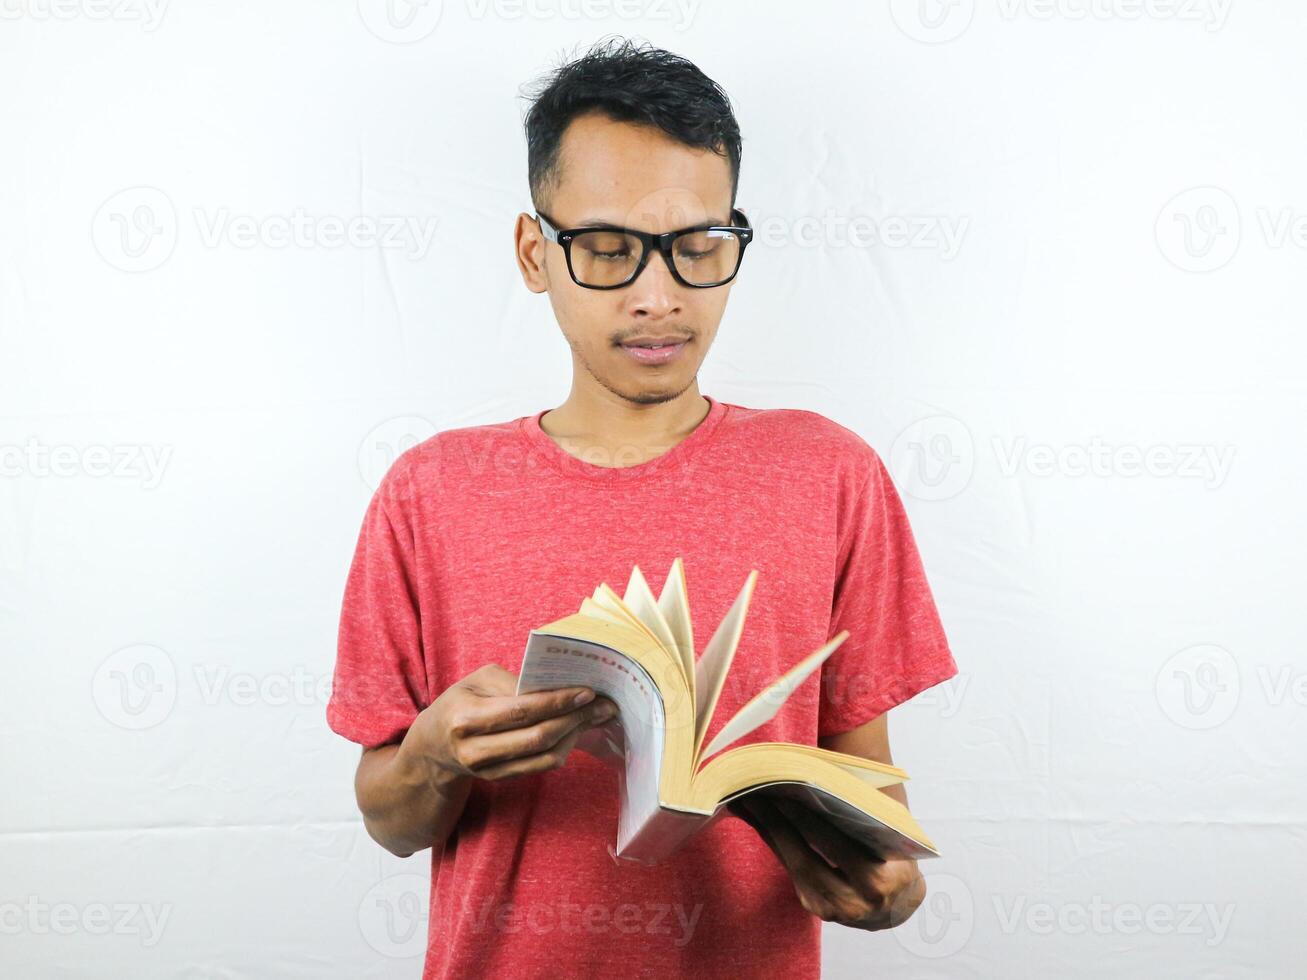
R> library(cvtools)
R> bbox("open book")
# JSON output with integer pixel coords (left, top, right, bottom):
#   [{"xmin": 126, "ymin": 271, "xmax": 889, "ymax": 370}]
[{"xmin": 515, "ymin": 557, "xmax": 941, "ymax": 865}]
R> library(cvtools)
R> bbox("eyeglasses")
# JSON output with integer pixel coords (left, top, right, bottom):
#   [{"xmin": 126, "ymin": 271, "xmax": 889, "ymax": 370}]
[{"xmin": 534, "ymin": 207, "xmax": 753, "ymax": 290}]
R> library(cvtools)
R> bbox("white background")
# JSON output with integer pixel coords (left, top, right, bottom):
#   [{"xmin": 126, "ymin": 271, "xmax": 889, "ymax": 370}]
[{"xmin": 2, "ymin": 1, "xmax": 1304, "ymax": 977}]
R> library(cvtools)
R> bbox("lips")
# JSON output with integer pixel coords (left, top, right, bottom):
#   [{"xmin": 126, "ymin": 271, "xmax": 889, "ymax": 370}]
[
  {"xmin": 618, "ymin": 337, "xmax": 690, "ymax": 366},
  {"xmin": 620, "ymin": 335, "xmax": 691, "ymax": 348}
]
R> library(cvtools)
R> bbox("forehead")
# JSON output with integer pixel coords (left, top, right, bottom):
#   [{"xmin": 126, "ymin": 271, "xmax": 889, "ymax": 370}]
[{"xmin": 551, "ymin": 111, "xmax": 732, "ymax": 229}]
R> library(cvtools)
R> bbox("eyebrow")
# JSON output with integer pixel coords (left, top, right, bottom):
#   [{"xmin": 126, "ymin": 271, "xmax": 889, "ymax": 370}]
[{"xmin": 572, "ymin": 215, "xmax": 731, "ymax": 230}]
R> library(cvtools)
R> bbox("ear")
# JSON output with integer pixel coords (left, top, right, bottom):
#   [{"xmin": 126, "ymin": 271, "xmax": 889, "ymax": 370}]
[{"xmin": 514, "ymin": 212, "xmax": 550, "ymax": 294}]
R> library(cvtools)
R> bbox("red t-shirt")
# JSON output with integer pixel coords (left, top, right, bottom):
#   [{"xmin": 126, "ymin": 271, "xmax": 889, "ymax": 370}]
[{"xmin": 328, "ymin": 394, "xmax": 957, "ymax": 980}]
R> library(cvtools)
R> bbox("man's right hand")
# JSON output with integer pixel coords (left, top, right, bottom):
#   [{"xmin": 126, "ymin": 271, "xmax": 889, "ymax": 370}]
[{"xmin": 409, "ymin": 663, "xmax": 618, "ymax": 783}]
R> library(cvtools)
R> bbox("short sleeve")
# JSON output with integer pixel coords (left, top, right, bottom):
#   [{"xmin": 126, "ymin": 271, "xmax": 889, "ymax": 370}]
[
  {"xmin": 327, "ymin": 461, "xmax": 430, "ymax": 750},
  {"xmin": 818, "ymin": 446, "xmax": 958, "ymax": 738}
]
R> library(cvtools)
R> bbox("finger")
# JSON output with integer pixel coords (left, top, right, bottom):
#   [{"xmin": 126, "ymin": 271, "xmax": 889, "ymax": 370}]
[
  {"xmin": 752, "ymin": 799, "xmax": 873, "ymax": 925},
  {"xmin": 884, "ymin": 869, "xmax": 927, "ymax": 927},
  {"xmin": 770, "ymin": 796, "xmax": 885, "ymax": 876},
  {"xmin": 460, "ymin": 701, "xmax": 615, "ymax": 770},
  {"xmin": 473, "ymin": 723, "xmax": 588, "ymax": 781},
  {"xmin": 741, "ymin": 796, "xmax": 866, "ymax": 915},
  {"xmin": 458, "ymin": 686, "xmax": 599, "ymax": 735},
  {"xmin": 460, "ymin": 663, "xmax": 519, "ymax": 696}
]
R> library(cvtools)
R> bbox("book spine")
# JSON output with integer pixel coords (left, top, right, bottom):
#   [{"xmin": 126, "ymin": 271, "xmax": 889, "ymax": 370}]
[{"xmin": 613, "ymin": 805, "xmax": 718, "ymax": 865}]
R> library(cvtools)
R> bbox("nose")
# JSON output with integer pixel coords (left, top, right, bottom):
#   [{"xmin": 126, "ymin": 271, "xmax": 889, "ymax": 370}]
[{"xmin": 624, "ymin": 248, "xmax": 683, "ymax": 318}]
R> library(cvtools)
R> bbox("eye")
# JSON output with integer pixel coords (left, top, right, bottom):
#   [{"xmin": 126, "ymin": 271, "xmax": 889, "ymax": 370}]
[{"xmin": 675, "ymin": 242, "xmax": 719, "ymax": 261}]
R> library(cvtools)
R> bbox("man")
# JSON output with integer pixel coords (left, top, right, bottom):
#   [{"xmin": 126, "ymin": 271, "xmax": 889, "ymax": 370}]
[{"xmin": 328, "ymin": 37, "xmax": 957, "ymax": 979}]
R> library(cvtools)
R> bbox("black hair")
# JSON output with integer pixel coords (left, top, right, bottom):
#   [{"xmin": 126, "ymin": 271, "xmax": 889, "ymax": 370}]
[{"xmin": 521, "ymin": 36, "xmax": 742, "ymax": 215}]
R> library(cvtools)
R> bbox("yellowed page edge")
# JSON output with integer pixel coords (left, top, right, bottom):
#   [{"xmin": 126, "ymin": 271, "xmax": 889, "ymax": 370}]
[
  {"xmin": 691, "ymin": 569, "xmax": 758, "ymax": 767},
  {"xmin": 697, "ymin": 630, "xmax": 849, "ymax": 761}
]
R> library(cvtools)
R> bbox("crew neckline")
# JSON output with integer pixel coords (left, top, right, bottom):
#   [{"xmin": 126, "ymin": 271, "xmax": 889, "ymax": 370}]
[{"xmin": 518, "ymin": 394, "xmax": 729, "ymax": 483}]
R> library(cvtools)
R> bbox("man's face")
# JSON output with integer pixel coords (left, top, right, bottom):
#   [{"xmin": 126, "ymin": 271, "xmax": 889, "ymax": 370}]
[{"xmin": 516, "ymin": 111, "xmax": 738, "ymax": 406}]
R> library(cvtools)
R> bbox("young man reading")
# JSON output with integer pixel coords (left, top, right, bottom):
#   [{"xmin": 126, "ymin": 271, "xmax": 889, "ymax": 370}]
[{"xmin": 328, "ymin": 38, "xmax": 958, "ymax": 979}]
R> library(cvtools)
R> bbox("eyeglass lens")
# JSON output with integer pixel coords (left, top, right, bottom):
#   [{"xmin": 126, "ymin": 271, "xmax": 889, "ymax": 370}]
[{"xmin": 569, "ymin": 227, "xmax": 743, "ymax": 287}]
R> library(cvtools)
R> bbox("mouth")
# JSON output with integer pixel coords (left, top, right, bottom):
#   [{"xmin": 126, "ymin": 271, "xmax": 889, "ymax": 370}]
[{"xmin": 617, "ymin": 336, "xmax": 691, "ymax": 366}]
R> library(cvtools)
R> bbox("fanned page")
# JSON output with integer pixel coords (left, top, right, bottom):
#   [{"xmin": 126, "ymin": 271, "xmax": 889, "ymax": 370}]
[
  {"xmin": 697, "ymin": 629, "xmax": 851, "ymax": 762},
  {"xmin": 621, "ymin": 565, "xmax": 685, "ymax": 689},
  {"xmin": 692, "ymin": 570, "xmax": 758, "ymax": 766},
  {"xmin": 655, "ymin": 558, "xmax": 696, "ymax": 715},
  {"xmin": 590, "ymin": 583, "xmax": 662, "ymax": 645}
]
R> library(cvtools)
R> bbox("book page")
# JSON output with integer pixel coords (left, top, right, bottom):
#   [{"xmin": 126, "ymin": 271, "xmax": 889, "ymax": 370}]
[
  {"xmin": 717, "ymin": 781, "xmax": 939, "ymax": 860},
  {"xmin": 656, "ymin": 558, "xmax": 696, "ymax": 715},
  {"xmin": 697, "ymin": 630, "xmax": 849, "ymax": 762},
  {"xmin": 622, "ymin": 565, "xmax": 684, "ymax": 688},
  {"xmin": 692, "ymin": 569, "xmax": 758, "ymax": 765},
  {"xmin": 590, "ymin": 584, "xmax": 662, "ymax": 646}
]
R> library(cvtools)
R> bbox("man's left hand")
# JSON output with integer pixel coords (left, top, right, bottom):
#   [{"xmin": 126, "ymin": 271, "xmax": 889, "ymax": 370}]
[{"xmin": 729, "ymin": 793, "xmax": 926, "ymax": 931}]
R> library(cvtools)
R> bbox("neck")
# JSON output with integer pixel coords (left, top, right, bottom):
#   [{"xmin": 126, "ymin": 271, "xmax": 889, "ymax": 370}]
[{"xmin": 539, "ymin": 383, "xmax": 711, "ymax": 468}]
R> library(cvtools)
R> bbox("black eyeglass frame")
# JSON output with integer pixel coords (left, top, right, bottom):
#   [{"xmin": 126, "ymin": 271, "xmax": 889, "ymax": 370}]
[{"xmin": 534, "ymin": 207, "xmax": 754, "ymax": 290}]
